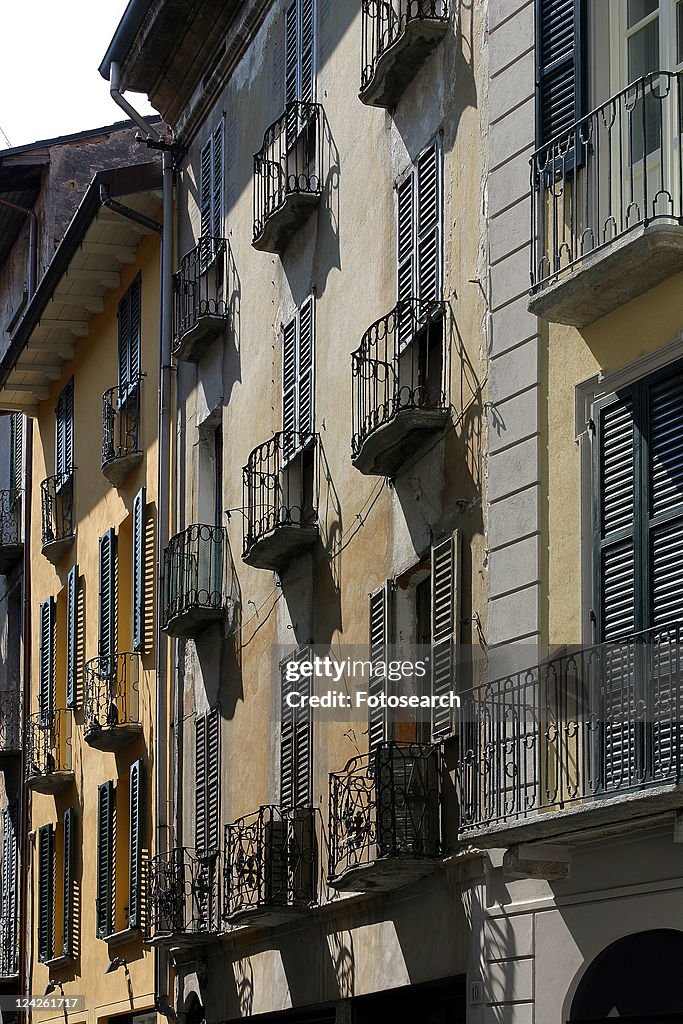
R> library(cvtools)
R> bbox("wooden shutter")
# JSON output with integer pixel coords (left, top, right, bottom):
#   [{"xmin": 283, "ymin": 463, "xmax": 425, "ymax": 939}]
[
  {"xmin": 280, "ymin": 649, "xmax": 312, "ymax": 810},
  {"xmin": 55, "ymin": 380, "xmax": 73, "ymax": 477},
  {"xmin": 130, "ymin": 275, "xmax": 141, "ymax": 384},
  {"xmin": 206, "ymin": 707, "xmax": 220, "ymax": 854},
  {"xmin": 282, "ymin": 315, "xmax": 298, "ymax": 458},
  {"xmin": 297, "ymin": 296, "xmax": 315, "ymax": 441},
  {"xmin": 195, "ymin": 714, "xmax": 207, "ymax": 854},
  {"xmin": 10, "ymin": 413, "xmax": 22, "ymax": 494},
  {"xmin": 211, "ymin": 119, "xmax": 224, "ymax": 240},
  {"xmin": 39, "ymin": 596, "xmax": 56, "ymax": 723},
  {"xmin": 132, "ymin": 488, "xmax": 146, "ymax": 653},
  {"xmin": 285, "ymin": 1, "xmax": 299, "ymax": 105},
  {"xmin": 396, "ymin": 173, "xmax": 414, "ymax": 347},
  {"xmin": 1, "ymin": 809, "xmax": 18, "ymax": 976},
  {"xmin": 118, "ymin": 288, "xmax": 131, "ymax": 391},
  {"xmin": 535, "ymin": 0, "xmax": 585, "ymax": 147},
  {"xmin": 96, "ymin": 781, "xmax": 115, "ymax": 939},
  {"xmin": 62, "ymin": 807, "xmax": 75, "ymax": 958},
  {"xmin": 128, "ymin": 759, "xmax": 144, "ymax": 929},
  {"xmin": 647, "ymin": 373, "xmax": 683, "ymax": 626},
  {"xmin": 66, "ymin": 565, "xmax": 78, "ymax": 708},
  {"xmin": 431, "ymin": 531, "xmax": 461, "ymax": 739},
  {"xmin": 416, "ymin": 141, "xmax": 441, "ymax": 306},
  {"xmin": 99, "ymin": 528, "xmax": 117, "ymax": 661},
  {"xmin": 300, "ymin": 0, "xmax": 315, "ymax": 103},
  {"xmin": 368, "ymin": 582, "xmax": 393, "ymax": 750},
  {"xmin": 200, "ymin": 137, "xmax": 213, "ymax": 240},
  {"xmin": 37, "ymin": 824, "xmax": 55, "ymax": 962}
]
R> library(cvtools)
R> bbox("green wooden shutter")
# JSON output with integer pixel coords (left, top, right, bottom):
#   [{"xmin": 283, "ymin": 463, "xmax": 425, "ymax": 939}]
[
  {"xmin": 98, "ymin": 528, "xmax": 117, "ymax": 661},
  {"xmin": 128, "ymin": 759, "xmax": 144, "ymax": 929},
  {"xmin": 64, "ymin": 379, "xmax": 74, "ymax": 475},
  {"xmin": 132, "ymin": 489, "xmax": 146, "ymax": 653},
  {"xmin": 431, "ymin": 530, "xmax": 461, "ymax": 739},
  {"xmin": 368, "ymin": 582, "xmax": 393, "ymax": 750},
  {"xmin": 195, "ymin": 714, "xmax": 207, "ymax": 854},
  {"xmin": 280, "ymin": 649, "xmax": 312, "ymax": 810},
  {"xmin": 39, "ymin": 596, "xmax": 56, "ymax": 724},
  {"xmin": 66, "ymin": 564, "xmax": 79, "ymax": 708},
  {"xmin": 62, "ymin": 807, "xmax": 75, "ymax": 958},
  {"xmin": 416, "ymin": 141, "xmax": 441, "ymax": 306},
  {"xmin": 1, "ymin": 808, "xmax": 18, "ymax": 976},
  {"xmin": 9, "ymin": 413, "xmax": 22, "ymax": 495},
  {"xmin": 37, "ymin": 824, "xmax": 55, "ymax": 962},
  {"xmin": 206, "ymin": 707, "xmax": 220, "ymax": 854},
  {"xmin": 535, "ymin": 0, "xmax": 585, "ymax": 147},
  {"xmin": 96, "ymin": 781, "xmax": 115, "ymax": 938},
  {"xmin": 130, "ymin": 274, "xmax": 141, "ymax": 384},
  {"xmin": 118, "ymin": 287, "xmax": 131, "ymax": 392}
]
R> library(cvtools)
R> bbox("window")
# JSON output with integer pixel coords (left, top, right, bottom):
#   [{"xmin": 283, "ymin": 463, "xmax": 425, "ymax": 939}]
[
  {"xmin": 285, "ymin": 0, "xmax": 316, "ymax": 104},
  {"xmin": 37, "ymin": 811, "xmax": 75, "ymax": 964},
  {"xmin": 97, "ymin": 764, "xmax": 144, "ymax": 939},
  {"xmin": 132, "ymin": 489, "xmax": 146, "ymax": 653},
  {"xmin": 282, "ymin": 295, "xmax": 315, "ymax": 460},
  {"xmin": 96, "ymin": 781, "xmax": 114, "ymax": 939},
  {"xmin": 66, "ymin": 564, "xmax": 79, "ymax": 708},
  {"xmin": 38, "ymin": 596, "xmax": 56, "ymax": 724},
  {"xmin": 55, "ymin": 378, "xmax": 74, "ymax": 479},
  {"xmin": 118, "ymin": 274, "xmax": 141, "ymax": 397},
  {"xmin": 9, "ymin": 413, "xmax": 22, "ymax": 494},
  {"xmin": 37, "ymin": 824, "xmax": 55, "ymax": 962},
  {"xmin": 195, "ymin": 708, "xmax": 220, "ymax": 858},
  {"xmin": 98, "ymin": 528, "xmax": 117, "ymax": 660},
  {"xmin": 200, "ymin": 120, "xmax": 225, "ymax": 248},
  {"xmin": 534, "ymin": 0, "xmax": 585, "ymax": 147},
  {"xmin": 280, "ymin": 648, "xmax": 312, "ymax": 809}
]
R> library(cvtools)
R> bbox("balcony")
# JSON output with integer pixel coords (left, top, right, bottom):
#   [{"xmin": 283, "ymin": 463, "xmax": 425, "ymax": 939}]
[
  {"xmin": 360, "ymin": 1, "xmax": 449, "ymax": 108},
  {"xmin": 0, "ymin": 915, "xmax": 18, "ymax": 980},
  {"xmin": 146, "ymin": 848, "xmax": 221, "ymax": 947},
  {"xmin": 25, "ymin": 710, "xmax": 74, "ymax": 794},
  {"xmin": 328, "ymin": 742, "xmax": 442, "ymax": 892},
  {"xmin": 173, "ymin": 237, "xmax": 231, "ymax": 362},
  {"xmin": 530, "ymin": 70, "xmax": 683, "ymax": 327},
  {"xmin": 0, "ymin": 691, "xmax": 21, "ymax": 762},
  {"xmin": 223, "ymin": 806, "xmax": 316, "ymax": 927},
  {"xmin": 40, "ymin": 472, "xmax": 74, "ymax": 562},
  {"xmin": 0, "ymin": 490, "xmax": 23, "ymax": 573},
  {"xmin": 242, "ymin": 431, "xmax": 319, "ymax": 572},
  {"xmin": 102, "ymin": 378, "xmax": 142, "ymax": 486},
  {"xmin": 162, "ymin": 524, "xmax": 230, "ymax": 638},
  {"xmin": 457, "ymin": 624, "xmax": 683, "ymax": 847},
  {"xmin": 352, "ymin": 299, "xmax": 449, "ymax": 476},
  {"xmin": 83, "ymin": 653, "xmax": 142, "ymax": 752},
  {"xmin": 253, "ymin": 101, "xmax": 323, "ymax": 253}
]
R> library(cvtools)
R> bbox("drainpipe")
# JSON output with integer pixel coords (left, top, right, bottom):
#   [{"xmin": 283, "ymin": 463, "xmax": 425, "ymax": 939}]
[{"xmin": 106, "ymin": 61, "xmax": 174, "ymax": 1018}]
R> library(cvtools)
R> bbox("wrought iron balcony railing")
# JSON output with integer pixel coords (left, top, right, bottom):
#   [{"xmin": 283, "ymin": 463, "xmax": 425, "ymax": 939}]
[
  {"xmin": 352, "ymin": 298, "xmax": 449, "ymax": 475},
  {"xmin": 253, "ymin": 101, "xmax": 323, "ymax": 253},
  {"xmin": 224, "ymin": 805, "xmax": 316, "ymax": 925},
  {"xmin": 360, "ymin": 0, "xmax": 449, "ymax": 108},
  {"xmin": 147, "ymin": 848, "xmax": 221, "ymax": 945},
  {"xmin": 0, "ymin": 690, "xmax": 21, "ymax": 758},
  {"xmin": 530, "ymin": 70, "xmax": 683, "ymax": 326},
  {"xmin": 40, "ymin": 471, "xmax": 74, "ymax": 561},
  {"xmin": 173, "ymin": 236, "xmax": 231, "ymax": 362},
  {"xmin": 162, "ymin": 524, "xmax": 231, "ymax": 637},
  {"xmin": 83, "ymin": 653, "xmax": 142, "ymax": 752},
  {"xmin": 328, "ymin": 742, "xmax": 442, "ymax": 891},
  {"xmin": 0, "ymin": 913, "xmax": 18, "ymax": 979},
  {"xmin": 0, "ymin": 489, "xmax": 23, "ymax": 573},
  {"xmin": 102, "ymin": 378, "xmax": 142, "ymax": 485},
  {"xmin": 458, "ymin": 623, "xmax": 683, "ymax": 843},
  {"xmin": 25, "ymin": 710, "xmax": 74, "ymax": 794},
  {"xmin": 242, "ymin": 431, "xmax": 319, "ymax": 571}
]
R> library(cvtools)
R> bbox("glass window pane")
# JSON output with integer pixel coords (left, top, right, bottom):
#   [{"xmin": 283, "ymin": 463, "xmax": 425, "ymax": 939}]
[
  {"xmin": 628, "ymin": 0, "xmax": 658, "ymax": 29},
  {"xmin": 628, "ymin": 17, "xmax": 660, "ymax": 80},
  {"xmin": 677, "ymin": 2, "xmax": 683, "ymax": 64}
]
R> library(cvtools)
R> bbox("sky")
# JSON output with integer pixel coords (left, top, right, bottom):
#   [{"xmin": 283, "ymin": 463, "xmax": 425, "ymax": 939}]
[{"xmin": 0, "ymin": 1, "xmax": 157, "ymax": 151}]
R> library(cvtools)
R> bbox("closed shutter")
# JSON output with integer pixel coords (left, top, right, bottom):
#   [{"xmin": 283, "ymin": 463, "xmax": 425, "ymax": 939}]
[
  {"xmin": 62, "ymin": 807, "xmax": 75, "ymax": 958},
  {"xmin": 129, "ymin": 275, "xmax": 141, "ymax": 384},
  {"xmin": 66, "ymin": 565, "xmax": 79, "ymax": 708},
  {"xmin": 39, "ymin": 596, "xmax": 56, "ymax": 724},
  {"xmin": 396, "ymin": 173, "xmax": 414, "ymax": 348},
  {"xmin": 132, "ymin": 488, "xmax": 146, "ymax": 653},
  {"xmin": 10, "ymin": 413, "xmax": 22, "ymax": 494},
  {"xmin": 211, "ymin": 119, "xmax": 224, "ymax": 240},
  {"xmin": 282, "ymin": 316, "xmax": 298, "ymax": 454},
  {"xmin": 99, "ymin": 528, "xmax": 117, "ymax": 661},
  {"xmin": 200, "ymin": 122, "xmax": 224, "ymax": 253},
  {"xmin": 118, "ymin": 276, "xmax": 141, "ymax": 391},
  {"xmin": 206, "ymin": 707, "xmax": 220, "ymax": 854},
  {"xmin": 535, "ymin": 0, "xmax": 585, "ymax": 147},
  {"xmin": 195, "ymin": 714, "xmax": 207, "ymax": 854},
  {"xmin": 280, "ymin": 648, "xmax": 312, "ymax": 810},
  {"xmin": 416, "ymin": 141, "xmax": 441, "ymax": 306},
  {"xmin": 431, "ymin": 531, "xmax": 461, "ymax": 739},
  {"xmin": 300, "ymin": 0, "xmax": 315, "ymax": 103},
  {"xmin": 285, "ymin": 1, "xmax": 299, "ymax": 105},
  {"xmin": 368, "ymin": 582, "xmax": 394, "ymax": 750},
  {"xmin": 1, "ymin": 808, "xmax": 18, "ymax": 976},
  {"xmin": 37, "ymin": 824, "xmax": 55, "ymax": 962},
  {"xmin": 55, "ymin": 379, "xmax": 74, "ymax": 477},
  {"xmin": 297, "ymin": 296, "xmax": 315, "ymax": 441},
  {"xmin": 128, "ymin": 759, "xmax": 144, "ymax": 929},
  {"xmin": 96, "ymin": 781, "xmax": 115, "ymax": 938},
  {"xmin": 200, "ymin": 137, "xmax": 213, "ymax": 240},
  {"xmin": 285, "ymin": 0, "xmax": 316, "ymax": 104}
]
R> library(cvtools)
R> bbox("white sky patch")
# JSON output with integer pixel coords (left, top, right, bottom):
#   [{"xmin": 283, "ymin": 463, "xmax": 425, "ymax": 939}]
[{"xmin": 0, "ymin": 1, "xmax": 157, "ymax": 150}]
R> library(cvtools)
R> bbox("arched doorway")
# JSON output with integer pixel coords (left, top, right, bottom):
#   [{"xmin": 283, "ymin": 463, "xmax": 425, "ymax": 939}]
[{"xmin": 569, "ymin": 929, "xmax": 683, "ymax": 1021}]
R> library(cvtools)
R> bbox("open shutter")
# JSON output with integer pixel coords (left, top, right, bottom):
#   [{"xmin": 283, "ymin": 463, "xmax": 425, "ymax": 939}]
[
  {"xmin": 195, "ymin": 714, "xmax": 207, "ymax": 855},
  {"xmin": 130, "ymin": 275, "xmax": 141, "ymax": 384},
  {"xmin": 416, "ymin": 141, "xmax": 441, "ymax": 306},
  {"xmin": 431, "ymin": 531, "xmax": 461, "ymax": 739},
  {"xmin": 99, "ymin": 528, "xmax": 117, "ymax": 661},
  {"xmin": 535, "ymin": 0, "xmax": 584, "ymax": 147},
  {"xmin": 397, "ymin": 173, "xmax": 414, "ymax": 348},
  {"xmin": 282, "ymin": 315, "xmax": 298, "ymax": 460},
  {"xmin": 285, "ymin": 1, "xmax": 299, "ymax": 105},
  {"xmin": 39, "ymin": 596, "xmax": 56, "ymax": 724},
  {"xmin": 368, "ymin": 582, "xmax": 393, "ymax": 750},
  {"xmin": 211, "ymin": 119, "xmax": 224, "ymax": 241},
  {"xmin": 37, "ymin": 824, "xmax": 55, "ymax": 962},
  {"xmin": 2, "ymin": 809, "xmax": 18, "ymax": 976},
  {"xmin": 280, "ymin": 649, "xmax": 312, "ymax": 810},
  {"xmin": 64, "ymin": 379, "xmax": 74, "ymax": 475},
  {"xmin": 200, "ymin": 137, "xmax": 213, "ymax": 240},
  {"xmin": 280, "ymin": 664, "xmax": 296, "ymax": 811},
  {"xmin": 128, "ymin": 759, "xmax": 144, "ymax": 929},
  {"xmin": 62, "ymin": 807, "xmax": 75, "ymax": 958},
  {"xmin": 118, "ymin": 288, "xmax": 131, "ymax": 391},
  {"xmin": 300, "ymin": 0, "xmax": 315, "ymax": 103},
  {"xmin": 206, "ymin": 707, "xmax": 220, "ymax": 854},
  {"xmin": 66, "ymin": 565, "xmax": 78, "ymax": 708},
  {"xmin": 297, "ymin": 296, "xmax": 315, "ymax": 442},
  {"xmin": 96, "ymin": 781, "xmax": 114, "ymax": 939},
  {"xmin": 10, "ymin": 413, "xmax": 22, "ymax": 494},
  {"xmin": 132, "ymin": 488, "xmax": 146, "ymax": 653}
]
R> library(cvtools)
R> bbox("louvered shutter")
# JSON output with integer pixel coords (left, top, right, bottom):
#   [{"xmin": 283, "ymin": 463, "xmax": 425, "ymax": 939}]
[
  {"xmin": 2, "ymin": 809, "xmax": 18, "ymax": 976},
  {"xmin": 195, "ymin": 714, "xmax": 207, "ymax": 854},
  {"xmin": 118, "ymin": 288, "xmax": 131, "ymax": 392},
  {"xmin": 206, "ymin": 707, "xmax": 220, "ymax": 854},
  {"xmin": 300, "ymin": 0, "xmax": 315, "ymax": 103},
  {"xmin": 96, "ymin": 781, "xmax": 114, "ymax": 938},
  {"xmin": 397, "ymin": 173, "xmax": 414, "ymax": 348},
  {"xmin": 62, "ymin": 807, "xmax": 75, "ymax": 958},
  {"xmin": 39, "ymin": 596, "xmax": 56, "ymax": 724},
  {"xmin": 280, "ymin": 665, "xmax": 296, "ymax": 811},
  {"xmin": 10, "ymin": 413, "xmax": 22, "ymax": 494},
  {"xmin": 128, "ymin": 759, "xmax": 144, "ymax": 929},
  {"xmin": 431, "ymin": 531, "xmax": 461, "ymax": 739},
  {"xmin": 535, "ymin": 0, "xmax": 584, "ymax": 147},
  {"xmin": 64, "ymin": 379, "xmax": 74, "ymax": 475},
  {"xmin": 297, "ymin": 296, "xmax": 315, "ymax": 442},
  {"xmin": 66, "ymin": 564, "xmax": 78, "ymax": 708},
  {"xmin": 37, "ymin": 824, "xmax": 55, "ymax": 962},
  {"xmin": 368, "ymin": 582, "xmax": 393, "ymax": 750},
  {"xmin": 130, "ymin": 275, "xmax": 141, "ymax": 384},
  {"xmin": 285, "ymin": 1, "xmax": 299, "ymax": 105},
  {"xmin": 211, "ymin": 119, "xmax": 224, "ymax": 241},
  {"xmin": 416, "ymin": 141, "xmax": 441, "ymax": 306},
  {"xmin": 280, "ymin": 649, "xmax": 312, "ymax": 810},
  {"xmin": 55, "ymin": 390, "xmax": 64, "ymax": 477},
  {"xmin": 282, "ymin": 316, "xmax": 298, "ymax": 461},
  {"xmin": 200, "ymin": 138, "xmax": 213, "ymax": 241},
  {"xmin": 132, "ymin": 488, "xmax": 146, "ymax": 653},
  {"xmin": 99, "ymin": 529, "xmax": 117, "ymax": 661}
]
